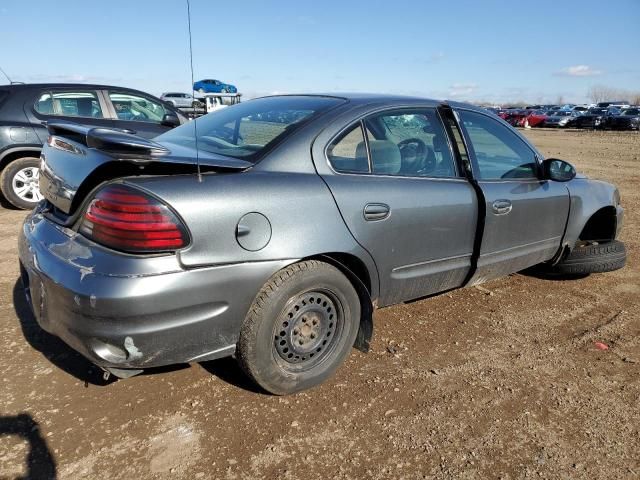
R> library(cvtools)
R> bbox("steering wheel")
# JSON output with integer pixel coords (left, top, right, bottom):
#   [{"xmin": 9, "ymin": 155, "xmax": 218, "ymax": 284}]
[
  {"xmin": 398, "ymin": 137, "xmax": 426, "ymax": 162},
  {"xmin": 398, "ymin": 138, "xmax": 434, "ymax": 174}
]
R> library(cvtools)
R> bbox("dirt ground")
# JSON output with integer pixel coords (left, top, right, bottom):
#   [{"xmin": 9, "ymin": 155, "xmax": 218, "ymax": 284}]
[{"xmin": 1, "ymin": 129, "xmax": 638, "ymax": 480}]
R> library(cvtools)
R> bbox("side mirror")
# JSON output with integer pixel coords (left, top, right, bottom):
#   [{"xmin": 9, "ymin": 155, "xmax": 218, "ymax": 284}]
[
  {"xmin": 543, "ymin": 158, "xmax": 576, "ymax": 182},
  {"xmin": 161, "ymin": 113, "xmax": 180, "ymax": 128}
]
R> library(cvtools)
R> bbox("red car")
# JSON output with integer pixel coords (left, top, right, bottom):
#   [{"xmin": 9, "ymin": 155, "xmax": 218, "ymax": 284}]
[
  {"xmin": 518, "ymin": 110, "xmax": 548, "ymax": 128},
  {"xmin": 503, "ymin": 109, "xmax": 528, "ymax": 126}
]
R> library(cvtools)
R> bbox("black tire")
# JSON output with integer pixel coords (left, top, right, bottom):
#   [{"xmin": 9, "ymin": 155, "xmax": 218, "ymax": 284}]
[
  {"xmin": 551, "ymin": 240, "xmax": 626, "ymax": 275},
  {"xmin": 0, "ymin": 157, "xmax": 42, "ymax": 210},
  {"xmin": 237, "ymin": 260, "xmax": 361, "ymax": 395}
]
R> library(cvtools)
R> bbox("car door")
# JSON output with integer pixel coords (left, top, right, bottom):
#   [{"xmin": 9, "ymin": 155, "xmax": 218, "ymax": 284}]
[
  {"xmin": 317, "ymin": 107, "xmax": 478, "ymax": 307},
  {"xmin": 103, "ymin": 90, "xmax": 176, "ymax": 139},
  {"xmin": 27, "ymin": 88, "xmax": 114, "ymax": 142},
  {"xmin": 453, "ymin": 108, "xmax": 570, "ymax": 284}
]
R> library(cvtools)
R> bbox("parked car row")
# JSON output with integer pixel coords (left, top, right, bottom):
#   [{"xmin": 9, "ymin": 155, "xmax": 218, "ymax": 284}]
[{"xmin": 487, "ymin": 104, "xmax": 640, "ymax": 130}]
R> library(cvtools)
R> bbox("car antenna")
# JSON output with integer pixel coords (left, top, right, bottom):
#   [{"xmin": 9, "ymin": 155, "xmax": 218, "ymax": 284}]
[
  {"xmin": 0, "ymin": 65, "xmax": 13, "ymax": 84},
  {"xmin": 186, "ymin": 0, "xmax": 202, "ymax": 183}
]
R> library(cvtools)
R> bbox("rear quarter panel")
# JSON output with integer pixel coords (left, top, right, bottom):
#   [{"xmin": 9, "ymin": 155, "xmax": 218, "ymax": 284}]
[{"xmin": 126, "ymin": 169, "xmax": 380, "ymax": 298}]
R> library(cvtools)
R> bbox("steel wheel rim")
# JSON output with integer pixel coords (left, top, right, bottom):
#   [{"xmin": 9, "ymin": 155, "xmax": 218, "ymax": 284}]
[
  {"xmin": 12, "ymin": 167, "xmax": 42, "ymax": 203},
  {"xmin": 273, "ymin": 290, "xmax": 344, "ymax": 372}
]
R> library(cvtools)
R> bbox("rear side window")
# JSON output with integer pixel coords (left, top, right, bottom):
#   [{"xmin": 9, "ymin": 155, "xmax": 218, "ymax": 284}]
[
  {"xmin": 327, "ymin": 124, "xmax": 368, "ymax": 173},
  {"xmin": 108, "ymin": 92, "xmax": 166, "ymax": 123},
  {"xmin": 363, "ymin": 109, "xmax": 457, "ymax": 177},
  {"xmin": 35, "ymin": 91, "xmax": 103, "ymax": 118}
]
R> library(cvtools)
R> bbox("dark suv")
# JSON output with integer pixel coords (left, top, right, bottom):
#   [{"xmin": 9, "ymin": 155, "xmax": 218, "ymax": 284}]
[{"xmin": 0, "ymin": 83, "xmax": 185, "ymax": 209}]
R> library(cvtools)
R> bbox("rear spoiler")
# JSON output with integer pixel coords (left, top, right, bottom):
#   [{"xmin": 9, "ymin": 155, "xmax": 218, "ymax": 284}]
[{"xmin": 46, "ymin": 120, "xmax": 169, "ymax": 158}]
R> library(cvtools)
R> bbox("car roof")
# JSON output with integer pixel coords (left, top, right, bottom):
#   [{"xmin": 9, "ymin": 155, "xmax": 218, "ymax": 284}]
[
  {"xmin": 0, "ymin": 83, "xmax": 161, "ymax": 97},
  {"xmin": 253, "ymin": 92, "xmax": 485, "ymax": 112}
]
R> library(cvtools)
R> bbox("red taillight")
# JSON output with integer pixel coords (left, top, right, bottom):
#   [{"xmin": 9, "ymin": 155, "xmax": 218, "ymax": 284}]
[{"xmin": 79, "ymin": 184, "xmax": 188, "ymax": 253}]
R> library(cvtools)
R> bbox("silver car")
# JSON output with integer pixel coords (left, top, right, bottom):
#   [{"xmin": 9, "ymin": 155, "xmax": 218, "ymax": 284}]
[
  {"xmin": 160, "ymin": 92, "xmax": 199, "ymax": 108},
  {"xmin": 19, "ymin": 94, "xmax": 626, "ymax": 394},
  {"xmin": 544, "ymin": 110, "xmax": 579, "ymax": 127}
]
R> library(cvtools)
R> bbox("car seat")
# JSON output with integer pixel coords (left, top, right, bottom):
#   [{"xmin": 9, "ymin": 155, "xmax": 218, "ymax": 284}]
[{"xmin": 357, "ymin": 140, "xmax": 401, "ymax": 175}]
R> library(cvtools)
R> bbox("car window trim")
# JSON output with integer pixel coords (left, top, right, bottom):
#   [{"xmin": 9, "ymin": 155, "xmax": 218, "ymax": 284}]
[
  {"xmin": 324, "ymin": 105, "xmax": 462, "ymax": 180},
  {"xmin": 453, "ymin": 107, "xmax": 543, "ymax": 182},
  {"xmin": 96, "ymin": 90, "xmax": 116, "ymax": 120},
  {"xmin": 32, "ymin": 88, "xmax": 107, "ymax": 120},
  {"xmin": 438, "ymin": 106, "xmax": 473, "ymax": 179}
]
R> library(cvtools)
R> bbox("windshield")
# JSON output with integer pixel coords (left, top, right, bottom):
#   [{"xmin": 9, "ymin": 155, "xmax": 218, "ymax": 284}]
[
  {"xmin": 589, "ymin": 108, "xmax": 606, "ymax": 114},
  {"xmin": 157, "ymin": 96, "xmax": 344, "ymax": 162},
  {"xmin": 621, "ymin": 109, "xmax": 639, "ymax": 115}
]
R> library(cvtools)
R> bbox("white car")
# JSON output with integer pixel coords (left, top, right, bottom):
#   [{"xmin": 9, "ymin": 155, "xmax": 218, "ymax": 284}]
[{"xmin": 160, "ymin": 92, "xmax": 200, "ymax": 108}]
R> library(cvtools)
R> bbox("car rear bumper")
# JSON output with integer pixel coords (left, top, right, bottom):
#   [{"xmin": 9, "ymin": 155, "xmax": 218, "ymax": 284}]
[{"xmin": 18, "ymin": 210, "xmax": 292, "ymax": 373}]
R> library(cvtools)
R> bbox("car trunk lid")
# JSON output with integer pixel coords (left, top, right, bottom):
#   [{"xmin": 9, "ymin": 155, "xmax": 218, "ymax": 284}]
[{"xmin": 40, "ymin": 121, "xmax": 251, "ymax": 215}]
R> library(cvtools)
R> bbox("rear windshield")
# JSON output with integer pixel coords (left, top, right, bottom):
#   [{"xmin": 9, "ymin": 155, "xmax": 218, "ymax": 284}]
[
  {"xmin": 0, "ymin": 89, "xmax": 9, "ymax": 107},
  {"xmin": 157, "ymin": 96, "xmax": 344, "ymax": 162}
]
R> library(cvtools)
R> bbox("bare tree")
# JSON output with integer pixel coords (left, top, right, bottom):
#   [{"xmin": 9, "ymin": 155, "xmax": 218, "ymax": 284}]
[
  {"xmin": 587, "ymin": 85, "xmax": 640, "ymax": 104},
  {"xmin": 587, "ymin": 85, "xmax": 613, "ymax": 103},
  {"xmin": 556, "ymin": 95, "xmax": 565, "ymax": 105}
]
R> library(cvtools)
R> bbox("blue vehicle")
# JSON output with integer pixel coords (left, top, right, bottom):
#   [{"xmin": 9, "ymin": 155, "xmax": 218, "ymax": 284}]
[{"xmin": 193, "ymin": 79, "xmax": 237, "ymax": 94}]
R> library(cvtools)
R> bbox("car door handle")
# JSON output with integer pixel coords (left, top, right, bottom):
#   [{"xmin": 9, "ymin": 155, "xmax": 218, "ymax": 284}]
[
  {"xmin": 492, "ymin": 199, "xmax": 512, "ymax": 215},
  {"xmin": 364, "ymin": 203, "xmax": 390, "ymax": 221}
]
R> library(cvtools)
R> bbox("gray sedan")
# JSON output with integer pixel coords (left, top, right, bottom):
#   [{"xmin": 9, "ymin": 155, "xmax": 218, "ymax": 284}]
[{"xmin": 19, "ymin": 94, "xmax": 625, "ymax": 394}]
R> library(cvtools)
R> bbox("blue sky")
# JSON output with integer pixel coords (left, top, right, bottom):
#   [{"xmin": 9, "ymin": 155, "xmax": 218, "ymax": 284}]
[{"xmin": 1, "ymin": 0, "xmax": 638, "ymax": 104}]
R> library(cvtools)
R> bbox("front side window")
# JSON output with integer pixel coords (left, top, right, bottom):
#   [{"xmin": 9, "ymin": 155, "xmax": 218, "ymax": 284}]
[
  {"xmin": 458, "ymin": 110, "xmax": 538, "ymax": 180},
  {"xmin": 108, "ymin": 92, "xmax": 166, "ymax": 123},
  {"xmin": 157, "ymin": 96, "xmax": 344, "ymax": 162},
  {"xmin": 35, "ymin": 91, "xmax": 103, "ymax": 118},
  {"xmin": 363, "ymin": 109, "xmax": 457, "ymax": 177}
]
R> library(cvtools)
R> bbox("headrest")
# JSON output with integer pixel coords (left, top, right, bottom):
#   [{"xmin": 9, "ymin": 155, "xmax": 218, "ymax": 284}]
[{"xmin": 357, "ymin": 140, "xmax": 401, "ymax": 174}]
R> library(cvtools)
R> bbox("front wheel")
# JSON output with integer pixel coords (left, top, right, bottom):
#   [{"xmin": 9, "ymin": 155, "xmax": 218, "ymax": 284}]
[
  {"xmin": 0, "ymin": 157, "xmax": 43, "ymax": 209},
  {"xmin": 237, "ymin": 260, "xmax": 361, "ymax": 395},
  {"xmin": 550, "ymin": 240, "xmax": 626, "ymax": 275}
]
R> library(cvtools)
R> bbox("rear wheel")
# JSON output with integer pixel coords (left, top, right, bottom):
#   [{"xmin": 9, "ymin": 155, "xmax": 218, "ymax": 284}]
[
  {"xmin": 550, "ymin": 240, "xmax": 626, "ymax": 275},
  {"xmin": 0, "ymin": 157, "xmax": 43, "ymax": 210},
  {"xmin": 237, "ymin": 260, "xmax": 361, "ymax": 395}
]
